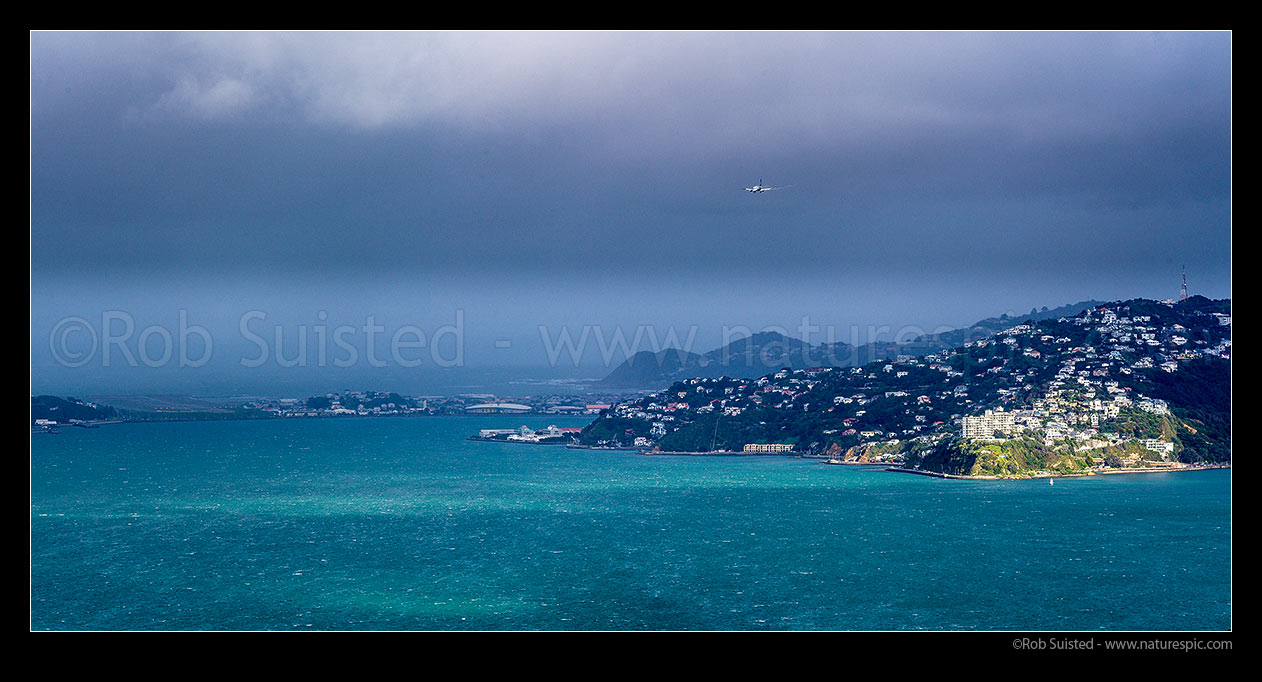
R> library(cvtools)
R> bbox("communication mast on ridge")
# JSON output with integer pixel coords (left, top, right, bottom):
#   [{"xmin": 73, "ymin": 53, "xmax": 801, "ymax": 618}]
[{"xmin": 1180, "ymin": 265, "xmax": 1189, "ymax": 302}]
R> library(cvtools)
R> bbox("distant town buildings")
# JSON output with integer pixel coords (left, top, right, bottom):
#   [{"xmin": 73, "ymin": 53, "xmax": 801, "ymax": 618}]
[{"xmin": 743, "ymin": 443, "xmax": 795, "ymax": 453}]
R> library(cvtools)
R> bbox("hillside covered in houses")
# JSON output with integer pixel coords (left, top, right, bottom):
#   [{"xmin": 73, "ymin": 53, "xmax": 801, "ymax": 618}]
[{"xmin": 577, "ymin": 296, "xmax": 1231, "ymax": 477}]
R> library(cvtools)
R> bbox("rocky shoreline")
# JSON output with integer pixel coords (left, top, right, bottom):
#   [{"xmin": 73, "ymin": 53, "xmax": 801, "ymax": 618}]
[{"xmin": 884, "ymin": 463, "xmax": 1231, "ymax": 480}]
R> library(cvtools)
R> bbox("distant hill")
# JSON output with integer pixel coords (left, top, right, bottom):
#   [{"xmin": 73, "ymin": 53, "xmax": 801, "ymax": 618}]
[
  {"xmin": 598, "ymin": 299, "xmax": 1107, "ymax": 389},
  {"xmin": 599, "ymin": 330, "xmax": 849, "ymax": 388},
  {"xmin": 31, "ymin": 394, "xmax": 278, "ymax": 424},
  {"xmin": 31, "ymin": 396, "xmax": 118, "ymax": 425},
  {"xmin": 600, "ymin": 348, "xmax": 703, "ymax": 388}
]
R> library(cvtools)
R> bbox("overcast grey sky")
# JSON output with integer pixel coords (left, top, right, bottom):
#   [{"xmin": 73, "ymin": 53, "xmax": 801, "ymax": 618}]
[{"xmin": 30, "ymin": 31, "xmax": 1231, "ymax": 394}]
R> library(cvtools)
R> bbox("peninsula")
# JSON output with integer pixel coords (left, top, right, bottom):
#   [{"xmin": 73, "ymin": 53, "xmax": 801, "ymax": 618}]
[{"xmin": 575, "ymin": 296, "xmax": 1231, "ymax": 478}]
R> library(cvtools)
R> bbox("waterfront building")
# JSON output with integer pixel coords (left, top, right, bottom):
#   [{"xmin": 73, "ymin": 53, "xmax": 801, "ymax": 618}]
[
  {"xmin": 1140, "ymin": 438, "xmax": 1176, "ymax": 457},
  {"xmin": 742, "ymin": 443, "xmax": 795, "ymax": 453}
]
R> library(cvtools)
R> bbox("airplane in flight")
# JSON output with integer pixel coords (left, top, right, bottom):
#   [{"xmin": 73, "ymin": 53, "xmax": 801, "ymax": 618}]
[{"xmin": 744, "ymin": 179, "xmax": 788, "ymax": 193}]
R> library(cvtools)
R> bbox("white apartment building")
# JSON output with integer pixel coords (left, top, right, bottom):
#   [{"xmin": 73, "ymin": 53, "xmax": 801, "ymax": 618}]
[
  {"xmin": 961, "ymin": 408, "xmax": 1017, "ymax": 440},
  {"xmin": 1140, "ymin": 439, "xmax": 1175, "ymax": 457}
]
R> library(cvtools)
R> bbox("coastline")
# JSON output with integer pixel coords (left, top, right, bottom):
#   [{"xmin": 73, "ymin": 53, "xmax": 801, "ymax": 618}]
[
  {"xmin": 817, "ymin": 459, "xmax": 889, "ymax": 466},
  {"xmin": 467, "ymin": 435, "xmax": 571, "ymax": 446},
  {"xmin": 642, "ymin": 449, "xmax": 794, "ymax": 457},
  {"xmin": 884, "ymin": 464, "xmax": 1231, "ymax": 480}
]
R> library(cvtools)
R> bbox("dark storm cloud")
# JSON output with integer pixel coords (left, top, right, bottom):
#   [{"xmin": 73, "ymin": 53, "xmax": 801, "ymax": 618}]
[{"xmin": 31, "ymin": 30, "xmax": 1230, "ymax": 283}]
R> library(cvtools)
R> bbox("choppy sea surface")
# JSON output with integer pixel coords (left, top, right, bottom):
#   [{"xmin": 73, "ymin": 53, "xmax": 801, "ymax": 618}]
[{"xmin": 31, "ymin": 417, "xmax": 1231, "ymax": 630}]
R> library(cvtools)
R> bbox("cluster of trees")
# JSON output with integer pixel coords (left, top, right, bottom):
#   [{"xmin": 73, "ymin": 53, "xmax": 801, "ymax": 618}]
[
  {"xmin": 1120, "ymin": 358, "xmax": 1230, "ymax": 464},
  {"xmin": 1099, "ymin": 408, "xmax": 1178, "ymax": 441},
  {"xmin": 305, "ymin": 392, "xmax": 413, "ymax": 411},
  {"xmin": 579, "ymin": 416, "xmax": 653, "ymax": 447},
  {"xmin": 1175, "ymin": 420, "xmax": 1231, "ymax": 463}
]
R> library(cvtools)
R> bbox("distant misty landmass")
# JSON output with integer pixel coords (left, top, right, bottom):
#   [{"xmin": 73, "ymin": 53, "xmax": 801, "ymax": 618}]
[
  {"xmin": 31, "ymin": 300, "xmax": 1108, "ymax": 399},
  {"xmin": 30, "ymin": 395, "xmax": 118, "ymax": 424},
  {"xmin": 599, "ymin": 300, "xmax": 1107, "ymax": 389}
]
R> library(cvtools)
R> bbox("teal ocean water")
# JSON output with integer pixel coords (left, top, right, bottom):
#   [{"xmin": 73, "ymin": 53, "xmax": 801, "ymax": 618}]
[{"xmin": 31, "ymin": 417, "xmax": 1231, "ymax": 630}]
